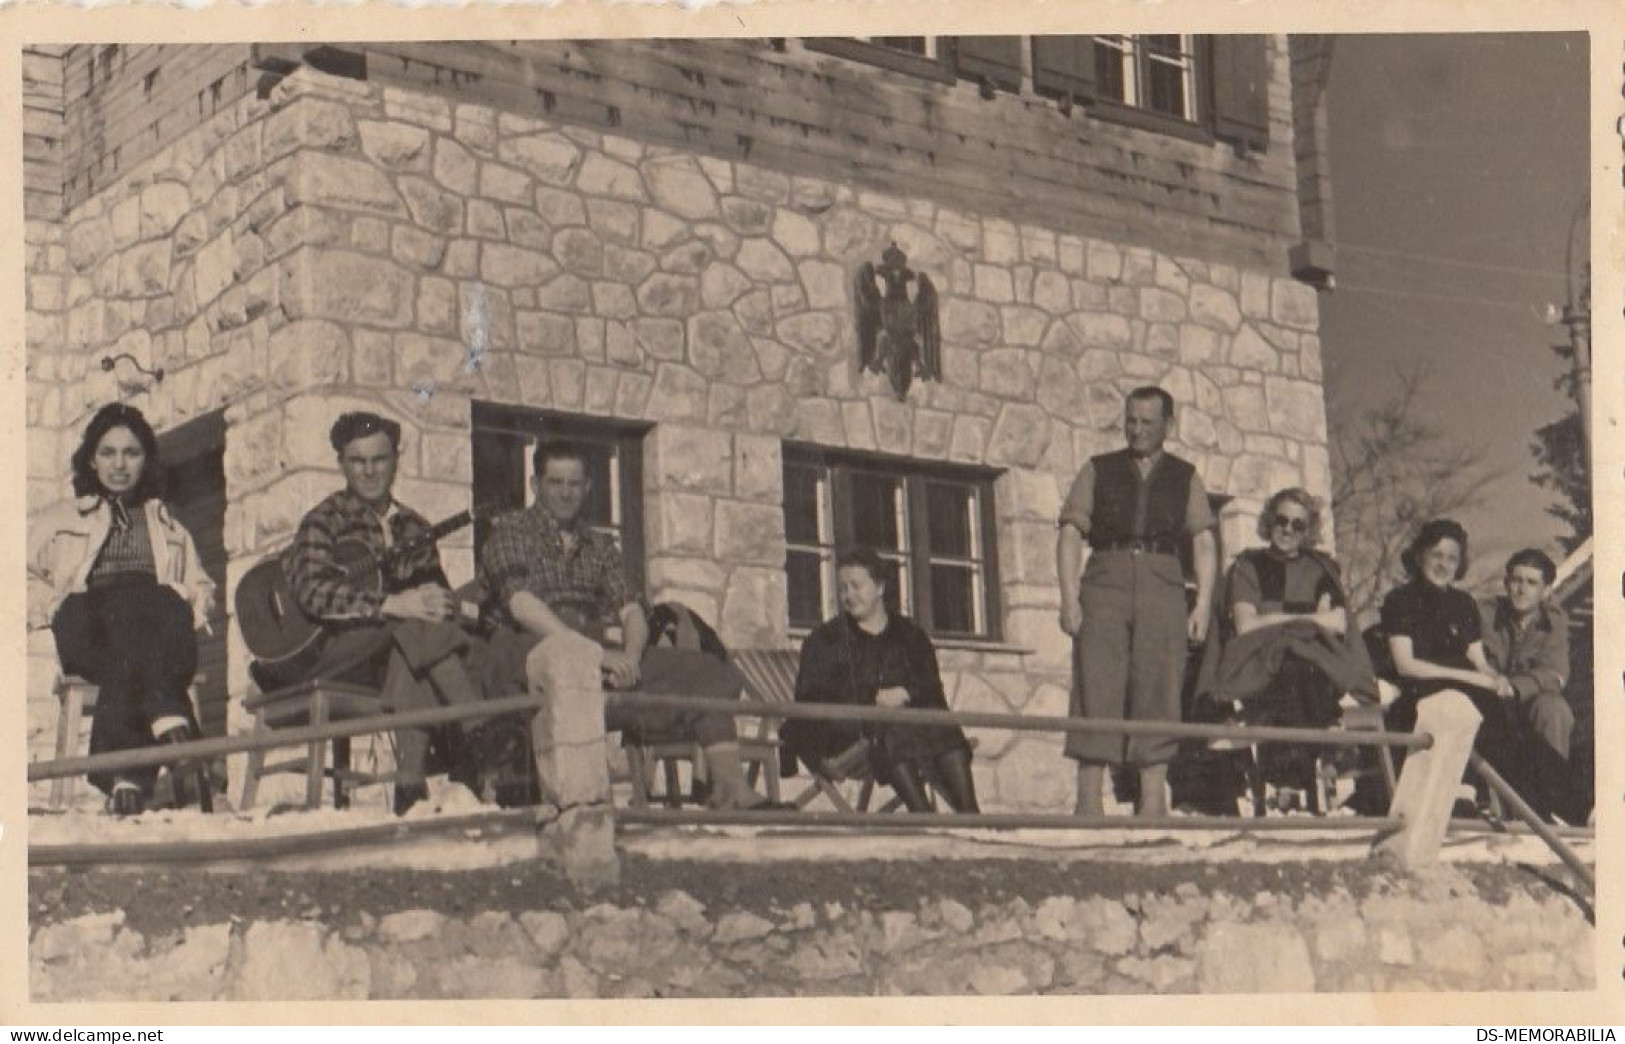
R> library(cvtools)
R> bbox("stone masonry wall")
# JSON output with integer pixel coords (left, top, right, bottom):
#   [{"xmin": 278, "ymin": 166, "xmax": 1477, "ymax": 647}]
[
  {"xmin": 31, "ymin": 877, "xmax": 1589, "ymax": 1000},
  {"xmin": 27, "ymin": 64, "xmax": 1329, "ymax": 811}
]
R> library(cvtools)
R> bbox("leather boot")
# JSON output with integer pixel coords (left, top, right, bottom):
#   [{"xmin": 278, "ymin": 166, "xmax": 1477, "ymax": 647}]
[
  {"xmin": 394, "ymin": 780, "xmax": 430, "ymax": 816},
  {"xmin": 158, "ymin": 725, "xmax": 214, "ymax": 814},
  {"xmin": 888, "ymin": 760, "xmax": 934, "ymax": 813},
  {"xmin": 933, "ymin": 748, "xmax": 981, "ymax": 813},
  {"xmin": 110, "ymin": 783, "xmax": 145, "ymax": 817}
]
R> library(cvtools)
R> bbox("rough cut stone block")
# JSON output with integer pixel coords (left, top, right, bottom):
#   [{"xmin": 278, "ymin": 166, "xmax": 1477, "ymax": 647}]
[
  {"xmin": 397, "ymin": 176, "xmax": 464, "ymax": 234},
  {"xmin": 644, "ymin": 363, "xmax": 709, "ymax": 423},
  {"xmin": 282, "ymin": 248, "xmax": 414, "ymax": 327},
  {"xmin": 576, "ymin": 152, "xmax": 645, "ymax": 201},
  {"xmin": 649, "ymin": 424, "xmax": 732, "ymax": 494},
  {"xmin": 432, "ymin": 136, "xmax": 478, "ymax": 195},
  {"xmin": 987, "ymin": 403, "xmax": 1052, "ymax": 467},
  {"xmin": 687, "ymin": 311, "xmax": 756, "ymax": 380},
  {"xmin": 482, "ymin": 244, "xmax": 559, "ymax": 288},
  {"xmin": 644, "ymin": 156, "xmax": 719, "ymax": 220},
  {"xmin": 1190, "ymin": 284, "xmax": 1242, "ymax": 332},
  {"xmin": 713, "ymin": 500, "xmax": 785, "ymax": 566},
  {"xmin": 700, "ymin": 262, "xmax": 752, "ymax": 310},
  {"xmin": 480, "ymin": 162, "xmax": 533, "ymax": 206},
  {"xmin": 499, "ymin": 134, "xmax": 582, "ymax": 186},
  {"xmin": 263, "ymin": 96, "xmax": 359, "ymax": 163},
  {"xmin": 637, "ymin": 272, "xmax": 700, "ymax": 317},
  {"xmin": 357, "ymin": 121, "xmax": 431, "ymax": 173},
  {"xmin": 775, "ymin": 312, "xmax": 841, "ymax": 357},
  {"xmin": 1271, "ymin": 278, "xmax": 1320, "ymax": 329},
  {"xmin": 284, "ymin": 152, "xmax": 406, "ymax": 219},
  {"xmin": 736, "ymin": 238, "xmax": 795, "ymax": 283},
  {"xmin": 719, "ymin": 567, "xmax": 787, "ymax": 650},
  {"xmin": 546, "ymin": 805, "xmax": 620, "ymax": 888},
  {"xmin": 1198, "ymin": 923, "xmax": 1316, "ymax": 993},
  {"xmin": 774, "ymin": 210, "xmax": 821, "ymax": 257},
  {"xmin": 1264, "ymin": 376, "xmax": 1327, "ymax": 443}
]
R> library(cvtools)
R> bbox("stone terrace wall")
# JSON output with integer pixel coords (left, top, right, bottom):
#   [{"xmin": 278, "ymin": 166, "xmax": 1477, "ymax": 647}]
[
  {"xmin": 31, "ymin": 879, "xmax": 1590, "ymax": 999},
  {"xmin": 27, "ymin": 62, "xmax": 1329, "ymax": 811}
]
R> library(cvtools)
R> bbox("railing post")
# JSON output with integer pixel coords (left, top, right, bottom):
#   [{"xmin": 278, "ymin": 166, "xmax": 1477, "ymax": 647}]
[
  {"xmin": 1373, "ymin": 689, "xmax": 1481, "ymax": 871},
  {"xmin": 525, "ymin": 631, "xmax": 619, "ymax": 887}
]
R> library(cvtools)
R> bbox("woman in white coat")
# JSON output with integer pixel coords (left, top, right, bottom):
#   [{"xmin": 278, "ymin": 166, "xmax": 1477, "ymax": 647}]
[{"xmin": 28, "ymin": 403, "xmax": 215, "ymax": 815}]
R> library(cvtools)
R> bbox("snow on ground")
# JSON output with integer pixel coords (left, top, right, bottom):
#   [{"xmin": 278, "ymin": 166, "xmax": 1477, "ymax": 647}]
[{"xmin": 28, "ymin": 780, "xmax": 1587, "ymax": 876}]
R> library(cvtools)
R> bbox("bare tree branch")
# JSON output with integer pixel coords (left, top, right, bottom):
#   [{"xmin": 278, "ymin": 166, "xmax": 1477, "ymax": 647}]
[{"xmin": 1329, "ymin": 364, "xmax": 1503, "ymax": 624}]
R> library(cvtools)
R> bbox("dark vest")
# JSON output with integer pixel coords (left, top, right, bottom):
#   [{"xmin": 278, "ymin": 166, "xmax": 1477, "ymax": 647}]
[{"xmin": 1088, "ymin": 449, "xmax": 1194, "ymax": 547}]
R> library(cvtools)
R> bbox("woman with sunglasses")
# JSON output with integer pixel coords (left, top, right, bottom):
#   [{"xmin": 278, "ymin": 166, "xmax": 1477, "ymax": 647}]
[{"xmin": 1195, "ymin": 488, "xmax": 1376, "ymax": 789}]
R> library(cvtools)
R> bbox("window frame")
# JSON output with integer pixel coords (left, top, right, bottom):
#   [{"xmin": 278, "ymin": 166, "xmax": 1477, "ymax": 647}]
[
  {"xmin": 782, "ymin": 443, "xmax": 1004, "ymax": 643},
  {"xmin": 802, "ymin": 36, "xmax": 956, "ymax": 84},
  {"xmin": 1086, "ymin": 33, "xmax": 1214, "ymax": 144},
  {"xmin": 469, "ymin": 402, "xmax": 650, "ymax": 596}
]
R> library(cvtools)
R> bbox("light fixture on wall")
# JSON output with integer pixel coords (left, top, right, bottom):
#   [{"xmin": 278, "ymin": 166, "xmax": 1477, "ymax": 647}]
[{"xmin": 100, "ymin": 353, "xmax": 164, "ymax": 384}]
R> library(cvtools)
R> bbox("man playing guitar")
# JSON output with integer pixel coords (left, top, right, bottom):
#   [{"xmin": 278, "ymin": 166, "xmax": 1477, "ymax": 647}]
[{"xmin": 282, "ymin": 411, "xmax": 490, "ymax": 815}]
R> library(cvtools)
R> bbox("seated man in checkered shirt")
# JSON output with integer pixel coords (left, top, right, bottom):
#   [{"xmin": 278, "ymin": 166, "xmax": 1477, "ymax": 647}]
[
  {"xmin": 479, "ymin": 440, "xmax": 772, "ymax": 810},
  {"xmin": 284, "ymin": 412, "xmax": 493, "ymax": 815}
]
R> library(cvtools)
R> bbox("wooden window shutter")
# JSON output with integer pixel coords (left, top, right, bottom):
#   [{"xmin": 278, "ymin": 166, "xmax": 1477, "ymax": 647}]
[
  {"xmin": 1031, "ymin": 35, "xmax": 1095, "ymax": 102},
  {"xmin": 1210, "ymin": 34, "xmax": 1271, "ymax": 152},
  {"xmin": 955, "ymin": 36, "xmax": 1023, "ymax": 92}
]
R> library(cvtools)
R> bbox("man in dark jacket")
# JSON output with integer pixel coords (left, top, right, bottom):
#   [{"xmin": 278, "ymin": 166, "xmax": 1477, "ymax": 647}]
[{"xmin": 1056, "ymin": 386, "xmax": 1217, "ymax": 817}]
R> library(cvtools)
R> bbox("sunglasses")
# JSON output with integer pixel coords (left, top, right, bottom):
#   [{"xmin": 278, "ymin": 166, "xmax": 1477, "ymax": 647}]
[{"xmin": 1272, "ymin": 516, "xmax": 1310, "ymax": 534}]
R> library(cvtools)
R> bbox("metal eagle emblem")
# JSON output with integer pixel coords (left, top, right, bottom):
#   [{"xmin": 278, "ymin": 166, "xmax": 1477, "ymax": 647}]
[{"xmin": 855, "ymin": 242, "xmax": 942, "ymax": 401}]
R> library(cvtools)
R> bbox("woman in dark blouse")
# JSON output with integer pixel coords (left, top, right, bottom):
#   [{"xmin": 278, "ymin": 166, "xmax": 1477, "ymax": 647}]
[
  {"xmin": 784, "ymin": 547, "xmax": 979, "ymax": 813},
  {"xmin": 1379, "ymin": 519, "xmax": 1539, "ymax": 803},
  {"xmin": 1381, "ymin": 519, "xmax": 1505, "ymax": 707}
]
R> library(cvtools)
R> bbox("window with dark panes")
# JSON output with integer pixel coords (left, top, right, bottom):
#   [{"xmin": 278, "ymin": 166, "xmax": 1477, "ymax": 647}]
[
  {"xmin": 783, "ymin": 445, "xmax": 1001, "ymax": 640},
  {"xmin": 469, "ymin": 402, "xmax": 649, "ymax": 593},
  {"xmin": 1094, "ymin": 34, "xmax": 1199, "ymax": 120},
  {"xmin": 802, "ymin": 37, "xmax": 955, "ymax": 83}
]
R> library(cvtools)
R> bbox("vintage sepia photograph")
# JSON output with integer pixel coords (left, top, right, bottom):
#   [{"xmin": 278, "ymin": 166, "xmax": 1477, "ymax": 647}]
[{"xmin": 12, "ymin": 15, "xmax": 1609, "ymax": 1011}]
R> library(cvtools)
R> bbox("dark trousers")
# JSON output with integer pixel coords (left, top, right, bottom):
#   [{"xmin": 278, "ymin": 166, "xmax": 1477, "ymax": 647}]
[
  {"xmin": 306, "ymin": 620, "xmax": 482, "ymax": 783},
  {"xmin": 1391, "ymin": 682, "xmax": 1587, "ymax": 824},
  {"xmin": 52, "ymin": 578, "xmax": 198, "ymax": 796}
]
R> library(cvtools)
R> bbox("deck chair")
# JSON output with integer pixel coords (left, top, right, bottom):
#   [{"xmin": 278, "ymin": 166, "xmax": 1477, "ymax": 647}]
[
  {"xmin": 729, "ymin": 648, "xmax": 972, "ymax": 813},
  {"xmin": 622, "ymin": 645, "xmax": 784, "ymax": 808}
]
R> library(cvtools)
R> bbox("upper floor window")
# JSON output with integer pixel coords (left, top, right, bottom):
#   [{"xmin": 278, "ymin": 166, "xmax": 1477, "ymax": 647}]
[
  {"xmin": 803, "ymin": 36, "xmax": 954, "ymax": 83},
  {"xmin": 801, "ymin": 34, "xmax": 1271, "ymax": 152},
  {"xmin": 1093, "ymin": 34, "xmax": 1199, "ymax": 122},
  {"xmin": 783, "ymin": 445, "xmax": 1002, "ymax": 641}
]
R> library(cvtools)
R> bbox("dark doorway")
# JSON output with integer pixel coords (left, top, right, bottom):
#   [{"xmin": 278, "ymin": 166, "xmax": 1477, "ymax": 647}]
[{"xmin": 159, "ymin": 410, "xmax": 228, "ymax": 738}]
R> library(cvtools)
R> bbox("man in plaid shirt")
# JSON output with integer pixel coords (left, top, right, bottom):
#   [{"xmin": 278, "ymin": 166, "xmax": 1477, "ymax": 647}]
[
  {"xmin": 285, "ymin": 411, "xmax": 490, "ymax": 815},
  {"xmin": 480, "ymin": 440, "xmax": 774, "ymax": 810}
]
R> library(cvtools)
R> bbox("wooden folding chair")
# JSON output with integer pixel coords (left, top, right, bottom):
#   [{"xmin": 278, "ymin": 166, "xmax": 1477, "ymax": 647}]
[
  {"xmin": 239, "ymin": 678, "xmax": 397, "ymax": 810},
  {"xmin": 623, "ymin": 648, "xmax": 786, "ymax": 808},
  {"xmin": 50, "ymin": 674, "xmax": 210, "ymax": 811}
]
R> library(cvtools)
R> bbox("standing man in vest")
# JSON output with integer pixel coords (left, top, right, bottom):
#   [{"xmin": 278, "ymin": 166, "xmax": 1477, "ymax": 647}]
[{"xmin": 1057, "ymin": 386, "xmax": 1217, "ymax": 817}]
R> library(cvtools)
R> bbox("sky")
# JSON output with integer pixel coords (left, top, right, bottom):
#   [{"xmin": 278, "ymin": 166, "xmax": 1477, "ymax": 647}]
[{"xmin": 1319, "ymin": 33, "xmax": 1590, "ymax": 581}]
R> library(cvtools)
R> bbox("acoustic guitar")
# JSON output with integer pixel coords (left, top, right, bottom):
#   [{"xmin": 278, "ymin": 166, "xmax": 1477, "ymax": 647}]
[{"xmin": 235, "ymin": 505, "xmax": 496, "ymax": 678}]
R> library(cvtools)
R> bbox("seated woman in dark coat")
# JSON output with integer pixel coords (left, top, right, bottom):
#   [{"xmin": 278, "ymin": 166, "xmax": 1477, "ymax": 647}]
[
  {"xmin": 783, "ymin": 547, "xmax": 979, "ymax": 813},
  {"xmin": 1195, "ymin": 488, "xmax": 1375, "ymax": 784},
  {"xmin": 1381, "ymin": 519, "xmax": 1580, "ymax": 821}
]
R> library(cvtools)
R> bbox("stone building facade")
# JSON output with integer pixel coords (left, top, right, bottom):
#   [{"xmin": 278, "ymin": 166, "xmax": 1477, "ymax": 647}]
[{"xmin": 25, "ymin": 38, "xmax": 1336, "ymax": 810}]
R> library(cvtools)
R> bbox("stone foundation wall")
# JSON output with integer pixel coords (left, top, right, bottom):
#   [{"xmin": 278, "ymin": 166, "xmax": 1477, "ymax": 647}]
[
  {"xmin": 31, "ymin": 879, "xmax": 1589, "ymax": 1000},
  {"xmin": 27, "ymin": 63, "xmax": 1331, "ymax": 811}
]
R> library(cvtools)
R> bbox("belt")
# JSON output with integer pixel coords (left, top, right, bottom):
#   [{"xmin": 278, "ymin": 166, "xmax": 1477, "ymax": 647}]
[{"xmin": 1090, "ymin": 539, "xmax": 1180, "ymax": 556}]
